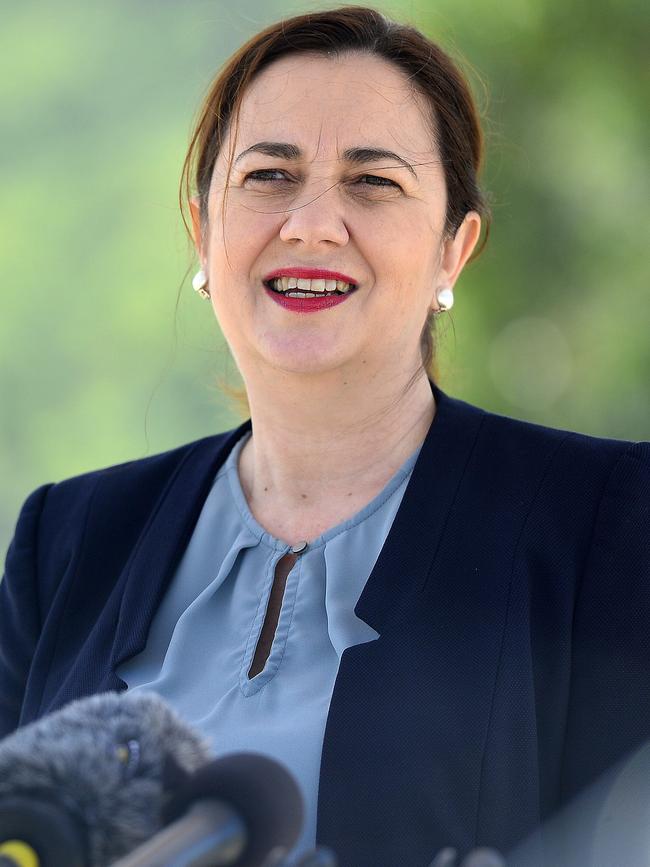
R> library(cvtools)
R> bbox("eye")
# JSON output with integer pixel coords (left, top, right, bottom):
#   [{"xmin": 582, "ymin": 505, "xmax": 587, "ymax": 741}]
[
  {"xmin": 353, "ymin": 174, "xmax": 401, "ymax": 189},
  {"xmin": 243, "ymin": 169, "xmax": 293, "ymax": 184}
]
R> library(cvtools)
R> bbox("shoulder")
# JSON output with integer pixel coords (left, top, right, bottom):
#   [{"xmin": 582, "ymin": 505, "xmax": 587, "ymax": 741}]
[
  {"xmin": 480, "ymin": 402, "xmax": 648, "ymax": 559},
  {"xmin": 49, "ymin": 426, "xmax": 242, "ymax": 495},
  {"xmin": 12, "ymin": 423, "xmax": 250, "ymax": 551},
  {"xmin": 425, "ymin": 390, "xmax": 648, "ymax": 568},
  {"xmin": 484, "ymin": 401, "xmax": 648, "ymax": 508},
  {"xmin": 442, "ymin": 389, "xmax": 648, "ymax": 490}
]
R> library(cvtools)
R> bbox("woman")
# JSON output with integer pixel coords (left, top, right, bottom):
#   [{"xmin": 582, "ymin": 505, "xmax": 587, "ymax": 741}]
[{"xmin": 1, "ymin": 7, "xmax": 648, "ymax": 866}]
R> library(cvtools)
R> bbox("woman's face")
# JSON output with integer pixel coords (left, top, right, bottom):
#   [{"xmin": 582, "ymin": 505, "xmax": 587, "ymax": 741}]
[{"xmin": 193, "ymin": 51, "xmax": 479, "ymax": 382}]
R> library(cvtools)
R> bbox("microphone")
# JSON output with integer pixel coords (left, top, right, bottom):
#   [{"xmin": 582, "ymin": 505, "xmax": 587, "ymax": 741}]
[
  {"xmin": 0, "ymin": 691, "xmax": 212, "ymax": 867},
  {"xmin": 110, "ymin": 752, "xmax": 304, "ymax": 867}
]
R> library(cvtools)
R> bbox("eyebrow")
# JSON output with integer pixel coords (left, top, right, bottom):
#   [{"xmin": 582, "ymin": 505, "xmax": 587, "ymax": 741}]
[{"xmin": 233, "ymin": 141, "xmax": 418, "ymax": 178}]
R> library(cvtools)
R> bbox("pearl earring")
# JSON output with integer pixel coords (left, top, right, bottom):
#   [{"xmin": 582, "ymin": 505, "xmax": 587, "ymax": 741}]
[
  {"xmin": 436, "ymin": 286, "xmax": 454, "ymax": 312},
  {"xmin": 192, "ymin": 269, "xmax": 210, "ymax": 299}
]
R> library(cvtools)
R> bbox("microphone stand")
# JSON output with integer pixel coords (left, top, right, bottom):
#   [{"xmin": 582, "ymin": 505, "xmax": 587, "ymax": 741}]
[{"xmin": 110, "ymin": 800, "xmax": 246, "ymax": 867}]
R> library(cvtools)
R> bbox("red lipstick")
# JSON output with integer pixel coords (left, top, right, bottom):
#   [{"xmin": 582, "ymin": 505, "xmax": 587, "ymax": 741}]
[
  {"xmin": 265, "ymin": 290, "xmax": 352, "ymax": 313},
  {"xmin": 263, "ymin": 266, "xmax": 359, "ymax": 314}
]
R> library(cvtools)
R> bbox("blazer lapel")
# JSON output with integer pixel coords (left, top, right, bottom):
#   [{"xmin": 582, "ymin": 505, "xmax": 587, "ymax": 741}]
[
  {"xmin": 354, "ymin": 387, "xmax": 487, "ymax": 632},
  {"xmin": 317, "ymin": 389, "xmax": 523, "ymax": 864},
  {"xmin": 41, "ymin": 424, "xmax": 252, "ymax": 717},
  {"xmin": 107, "ymin": 423, "xmax": 251, "ymax": 680}
]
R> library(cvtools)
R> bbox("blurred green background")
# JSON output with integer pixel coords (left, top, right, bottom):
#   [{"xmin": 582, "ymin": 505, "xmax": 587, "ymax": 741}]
[{"xmin": 2, "ymin": 0, "xmax": 648, "ymax": 555}]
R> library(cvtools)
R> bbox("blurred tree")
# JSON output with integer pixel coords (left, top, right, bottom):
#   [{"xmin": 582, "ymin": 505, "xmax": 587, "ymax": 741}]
[
  {"xmin": 1, "ymin": 0, "xmax": 647, "ymax": 553},
  {"xmin": 410, "ymin": 0, "xmax": 649, "ymax": 434}
]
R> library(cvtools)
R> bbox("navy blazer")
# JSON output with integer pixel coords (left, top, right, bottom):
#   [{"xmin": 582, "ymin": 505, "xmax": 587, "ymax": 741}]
[{"xmin": 1, "ymin": 389, "xmax": 649, "ymax": 866}]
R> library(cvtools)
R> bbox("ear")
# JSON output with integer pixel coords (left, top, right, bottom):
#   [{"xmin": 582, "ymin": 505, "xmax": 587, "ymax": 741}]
[
  {"xmin": 189, "ymin": 196, "xmax": 206, "ymax": 267},
  {"xmin": 438, "ymin": 211, "xmax": 481, "ymax": 289}
]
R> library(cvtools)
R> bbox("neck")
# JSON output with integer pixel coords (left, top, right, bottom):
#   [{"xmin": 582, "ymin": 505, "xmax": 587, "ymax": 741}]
[{"xmin": 236, "ymin": 364, "xmax": 435, "ymax": 544}]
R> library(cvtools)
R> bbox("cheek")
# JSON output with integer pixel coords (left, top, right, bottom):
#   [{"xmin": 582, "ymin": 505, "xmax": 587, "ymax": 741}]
[
  {"xmin": 206, "ymin": 225, "xmax": 259, "ymax": 286},
  {"xmin": 366, "ymin": 205, "xmax": 441, "ymax": 272},
  {"xmin": 378, "ymin": 238, "xmax": 440, "ymax": 309},
  {"xmin": 216, "ymin": 203, "xmax": 280, "ymax": 272}
]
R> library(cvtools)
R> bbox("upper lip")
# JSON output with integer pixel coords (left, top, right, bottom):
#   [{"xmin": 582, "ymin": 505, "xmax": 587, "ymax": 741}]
[{"xmin": 263, "ymin": 267, "xmax": 358, "ymax": 285}]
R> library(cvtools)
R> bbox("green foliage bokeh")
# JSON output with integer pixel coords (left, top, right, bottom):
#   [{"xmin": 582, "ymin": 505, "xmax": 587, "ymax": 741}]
[{"xmin": 1, "ymin": 0, "xmax": 648, "ymax": 554}]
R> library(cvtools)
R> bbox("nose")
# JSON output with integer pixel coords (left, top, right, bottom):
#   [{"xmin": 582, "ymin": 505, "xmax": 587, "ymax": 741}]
[{"xmin": 278, "ymin": 185, "xmax": 350, "ymax": 248}]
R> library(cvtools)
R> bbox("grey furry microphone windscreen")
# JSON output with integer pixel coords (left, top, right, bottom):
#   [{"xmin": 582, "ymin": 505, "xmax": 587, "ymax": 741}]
[{"xmin": 0, "ymin": 691, "xmax": 212, "ymax": 866}]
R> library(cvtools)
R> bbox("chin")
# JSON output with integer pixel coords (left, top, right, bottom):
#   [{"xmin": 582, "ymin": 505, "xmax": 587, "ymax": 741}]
[
  {"xmin": 264, "ymin": 355, "xmax": 348, "ymax": 378},
  {"xmin": 254, "ymin": 334, "xmax": 357, "ymax": 376}
]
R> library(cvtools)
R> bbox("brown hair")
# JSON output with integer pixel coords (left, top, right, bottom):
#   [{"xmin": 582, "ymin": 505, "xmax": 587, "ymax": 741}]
[{"xmin": 180, "ymin": 6, "xmax": 490, "ymax": 379}]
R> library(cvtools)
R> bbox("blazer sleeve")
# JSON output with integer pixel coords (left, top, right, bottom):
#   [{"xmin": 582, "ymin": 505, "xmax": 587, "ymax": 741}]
[
  {"xmin": 0, "ymin": 484, "xmax": 52, "ymax": 737},
  {"xmin": 561, "ymin": 440, "xmax": 650, "ymax": 802}
]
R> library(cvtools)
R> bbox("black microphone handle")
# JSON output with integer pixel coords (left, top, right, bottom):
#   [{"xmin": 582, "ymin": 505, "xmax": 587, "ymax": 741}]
[{"xmin": 109, "ymin": 799, "xmax": 246, "ymax": 867}]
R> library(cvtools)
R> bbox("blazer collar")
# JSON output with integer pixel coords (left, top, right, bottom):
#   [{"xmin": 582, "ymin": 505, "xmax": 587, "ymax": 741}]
[
  {"xmin": 109, "ymin": 422, "xmax": 251, "ymax": 673},
  {"xmin": 355, "ymin": 385, "xmax": 486, "ymax": 632},
  {"xmin": 109, "ymin": 385, "xmax": 485, "ymax": 673}
]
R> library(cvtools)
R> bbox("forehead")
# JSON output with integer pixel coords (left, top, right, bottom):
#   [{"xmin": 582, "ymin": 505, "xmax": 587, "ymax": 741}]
[{"xmin": 229, "ymin": 51, "xmax": 436, "ymax": 163}]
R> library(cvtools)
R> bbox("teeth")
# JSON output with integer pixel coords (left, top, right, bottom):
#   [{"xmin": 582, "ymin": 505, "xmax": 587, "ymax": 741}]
[{"xmin": 269, "ymin": 277, "xmax": 355, "ymax": 294}]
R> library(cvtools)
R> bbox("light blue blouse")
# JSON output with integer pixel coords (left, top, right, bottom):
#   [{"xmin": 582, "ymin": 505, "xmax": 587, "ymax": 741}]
[{"xmin": 118, "ymin": 433, "xmax": 419, "ymax": 859}]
